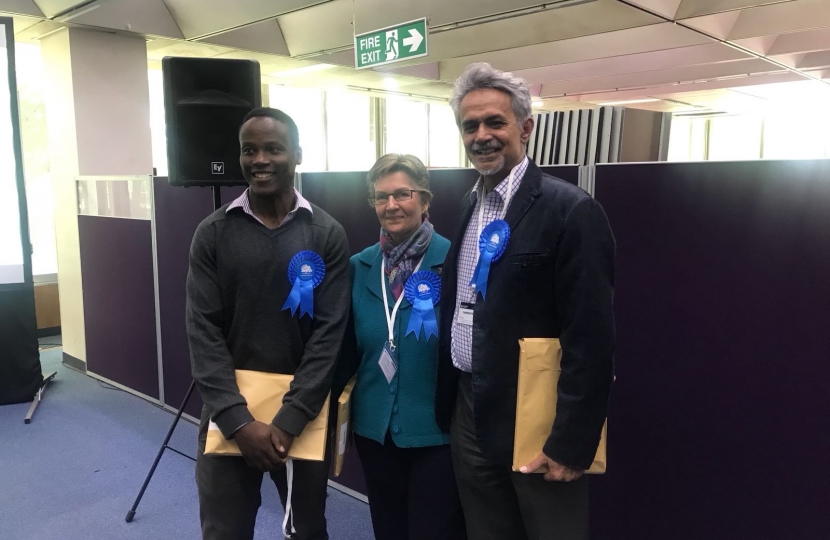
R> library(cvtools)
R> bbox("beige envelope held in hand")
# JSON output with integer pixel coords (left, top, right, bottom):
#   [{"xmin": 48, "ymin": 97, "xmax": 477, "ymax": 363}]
[
  {"xmin": 205, "ymin": 369, "xmax": 329, "ymax": 461},
  {"xmin": 333, "ymin": 376, "xmax": 357, "ymax": 477},
  {"xmin": 513, "ymin": 338, "xmax": 607, "ymax": 474}
]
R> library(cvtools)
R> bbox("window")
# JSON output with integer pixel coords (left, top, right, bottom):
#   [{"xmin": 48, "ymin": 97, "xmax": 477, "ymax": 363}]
[
  {"xmin": 325, "ymin": 90, "xmax": 376, "ymax": 171},
  {"xmin": 428, "ymin": 103, "xmax": 463, "ymax": 168},
  {"xmin": 269, "ymin": 85, "xmax": 326, "ymax": 172},
  {"xmin": 385, "ymin": 96, "xmax": 428, "ymax": 163},
  {"xmin": 707, "ymin": 115, "xmax": 762, "ymax": 161},
  {"xmin": 15, "ymin": 42, "xmax": 57, "ymax": 277}
]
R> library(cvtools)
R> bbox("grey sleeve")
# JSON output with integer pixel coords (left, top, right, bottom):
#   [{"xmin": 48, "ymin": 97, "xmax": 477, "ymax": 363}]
[
  {"xmin": 185, "ymin": 222, "xmax": 252, "ymax": 438},
  {"xmin": 273, "ymin": 223, "xmax": 351, "ymax": 436}
]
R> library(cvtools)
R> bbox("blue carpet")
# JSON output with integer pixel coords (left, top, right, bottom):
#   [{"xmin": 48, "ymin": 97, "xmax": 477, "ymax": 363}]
[{"xmin": 0, "ymin": 349, "xmax": 374, "ymax": 540}]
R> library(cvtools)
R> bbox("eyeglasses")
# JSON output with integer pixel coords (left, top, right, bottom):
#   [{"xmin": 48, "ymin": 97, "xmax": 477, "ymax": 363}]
[{"xmin": 367, "ymin": 189, "xmax": 424, "ymax": 207}]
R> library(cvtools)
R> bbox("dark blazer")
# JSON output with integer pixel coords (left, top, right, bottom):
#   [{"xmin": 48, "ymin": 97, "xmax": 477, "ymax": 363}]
[{"xmin": 435, "ymin": 160, "xmax": 616, "ymax": 470}]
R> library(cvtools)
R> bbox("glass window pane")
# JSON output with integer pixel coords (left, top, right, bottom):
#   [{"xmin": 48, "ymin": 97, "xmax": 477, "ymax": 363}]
[
  {"xmin": 269, "ymin": 85, "xmax": 326, "ymax": 172},
  {"xmin": 667, "ymin": 116, "xmax": 692, "ymax": 162},
  {"xmin": 428, "ymin": 103, "xmax": 462, "ymax": 167},
  {"xmin": 385, "ymin": 96, "xmax": 427, "ymax": 163},
  {"xmin": 16, "ymin": 41, "xmax": 57, "ymax": 277},
  {"xmin": 688, "ymin": 119, "xmax": 707, "ymax": 161},
  {"xmin": 707, "ymin": 115, "xmax": 762, "ymax": 161},
  {"xmin": 762, "ymin": 110, "xmax": 830, "ymax": 160},
  {"xmin": 325, "ymin": 90, "xmax": 375, "ymax": 171}
]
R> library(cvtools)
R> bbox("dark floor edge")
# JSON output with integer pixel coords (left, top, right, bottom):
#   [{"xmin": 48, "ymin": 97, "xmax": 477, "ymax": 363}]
[
  {"xmin": 62, "ymin": 352, "xmax": 86, "ymax": 373},
  {"xmin": 37, "ymin": 326, "xmax": 61, "ymax": 338}
]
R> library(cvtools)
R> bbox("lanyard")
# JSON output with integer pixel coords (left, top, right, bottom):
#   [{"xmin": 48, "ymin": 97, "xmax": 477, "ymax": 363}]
[{"xmin": 381, "ymin": 255, "xmax": 425, "ymax": 351}]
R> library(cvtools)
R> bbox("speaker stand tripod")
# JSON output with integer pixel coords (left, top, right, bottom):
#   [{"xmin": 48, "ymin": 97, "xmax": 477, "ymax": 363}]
[{"xmin": 125, "ymin": 186, "xmax": 222, "ymax": 523}]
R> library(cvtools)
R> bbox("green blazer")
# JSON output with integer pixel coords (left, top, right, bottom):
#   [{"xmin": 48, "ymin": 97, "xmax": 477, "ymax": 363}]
[{"xmin": 339, "ymin": 233, "xmax": 451, "ymax": 447}]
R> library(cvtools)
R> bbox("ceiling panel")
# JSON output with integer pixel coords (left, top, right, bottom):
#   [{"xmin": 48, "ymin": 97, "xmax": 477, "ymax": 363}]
[
  {"xmin": 9, "ymin": 15, "xmax": 41, "ymax": 33},
  {"xmin": 571, "ymin": 71, "xmax": 806, "ymax": 103},
  {"xmin": 540, "ymin": 57, "xmax": 780, "ymax": 96},
  {"xmin": 620, "ymin": 0, "xmax": 682, "ymax": 18},
  {"xmin": 796, "ymin": 50, "xmax": 830, "ymax": 70},
  {"xmin": 163, "ymin": 0, "xmax": 333, "ymax": 39},
  {"xmin": 198, "ymin": 18, "xmax": 290, "ymax": 56},
  {"xmin": 767, "ymin": 27, "xmax": 830, "ymax": 55},
  {"xmin": 727, "ymin": 0, "xmax": 830, "ymax": 40},
  {"xmin": 13, "ymin": 18, "xmax": 61, "ymax": 40},
  {"xmin": 513, "ymin": 43, "xmax": 750, "ymax": 84},
  {"xmin": 412, "ymin": 0, "xmax": 658, "ymax": 66},
  {"xmin": 681, "ymin": 11, "xmax": 741, "ymax": 39},
  {"xmin": 67, "ymin": 0, "xmax": 183, "ymax": 39},
  {"xmin": 675, "ymin": 0, "xmax": 795, "ymax": 19},
  {"xmin": 32, "ymin": 0, "xmax": 85, "ymax": 18},
  {"xmin": 146, "ymin": 37, "xmax": 234, "ymax": 61},
  {"xmin": 278, "ymin": 0, "xmax": 353, "ymax": 57},
  {"xmin": 439, "ymin": 22, "xmax": 712, "ymax": 80},
  {"xmin": 0, "ymin": 0, "xmax": 43, "ymax": 17},
  {"xmin": 351, "ymin": 0, "xmax": 553, "ymax": 34}
]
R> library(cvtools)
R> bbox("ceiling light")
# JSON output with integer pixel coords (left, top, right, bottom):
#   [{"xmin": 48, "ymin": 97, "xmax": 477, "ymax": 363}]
[
  {"xmin": 597, "ymin": 98, "xmax": 660, "ymax": 106},
  {"xmin": 532, "ymin": 100, "xmax": 544, "ymax": 107},
  {"xmin": 269, "ymin": 64, "xmax": 336, "ymax": 77},
  {"xmin": 382, "ymin": 78, "xmax": 399, "ymax": 91}
]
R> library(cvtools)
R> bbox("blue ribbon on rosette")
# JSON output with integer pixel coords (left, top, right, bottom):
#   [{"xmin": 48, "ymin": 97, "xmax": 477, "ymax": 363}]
[
  {"xmin": 470, "ymin": 219, "xmax": 510, "ymax": 299},
  {"xmin": 404, "ymin": 270, "xmax": 441, "ymax": 341},
  {"xmin": 282, "ymin": 250, "xmax": 325, "ymax": 318}
]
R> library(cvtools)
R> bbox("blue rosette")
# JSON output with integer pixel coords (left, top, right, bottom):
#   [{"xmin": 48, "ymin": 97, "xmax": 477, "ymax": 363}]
[
  {"xmin": 282, "ymin": 250, "xmax": 325, "ymax": 318},
  {"xmin": 469, "ymin": 219, "xmax": 510, "ymax": 299},
  {"xmin": 404, "ymin": 271, "xmax": 441, "ymax": 341}
]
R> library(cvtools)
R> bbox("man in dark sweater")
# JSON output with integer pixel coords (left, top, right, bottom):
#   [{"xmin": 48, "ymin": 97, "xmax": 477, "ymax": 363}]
[{"xmin": 186, "ymin": 107, "xmax": 350, "ymax": 540}]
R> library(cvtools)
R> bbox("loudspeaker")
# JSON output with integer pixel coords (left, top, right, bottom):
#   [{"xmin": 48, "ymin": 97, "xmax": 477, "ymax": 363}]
[{"xmin": 162, "ymin": 57, "xmax": 261, "ymax": 187}]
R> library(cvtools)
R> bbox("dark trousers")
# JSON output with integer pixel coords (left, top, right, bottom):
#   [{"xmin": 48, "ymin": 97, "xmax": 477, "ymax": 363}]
[
  {"xmin": 354, "ymin": 432, "xmax": 467, "ymax": 540},
  {"xmin": 451, "ymin": 372, "xmax": 589, "ymax": 540},
  {"xmin": 196, "ymin": 425, "xmax": 331, "ymax": 540}
]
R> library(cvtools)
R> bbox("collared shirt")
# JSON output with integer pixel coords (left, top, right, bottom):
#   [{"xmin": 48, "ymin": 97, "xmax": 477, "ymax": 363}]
[
  {"xmin": 450, "ymin": 157, "xmax": 529, "ymax": 373},
  {"xmin": 226, "ymin": 187, "xmax": 313, "ymax": 227}
]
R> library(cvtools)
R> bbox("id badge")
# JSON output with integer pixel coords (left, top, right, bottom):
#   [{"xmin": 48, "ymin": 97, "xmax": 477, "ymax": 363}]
[
  {"xmin": 458, "ymin": 302, "xmax": 474, "ymax": 326},
  {"xmin": 378, "ymin": 342, "xmax": 398, "ymax": 384}
]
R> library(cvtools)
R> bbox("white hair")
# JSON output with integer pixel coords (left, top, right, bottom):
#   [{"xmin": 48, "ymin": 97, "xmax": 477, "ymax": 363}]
[{"xmin": 449, "ymin": 62, "xmax": 532, "ymax": 124}]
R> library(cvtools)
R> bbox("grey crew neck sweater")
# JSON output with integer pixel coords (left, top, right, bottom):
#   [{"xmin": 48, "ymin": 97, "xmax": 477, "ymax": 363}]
[{"xmin": 186, "ymin": 203, "xmax": 350, "ymax": 438}]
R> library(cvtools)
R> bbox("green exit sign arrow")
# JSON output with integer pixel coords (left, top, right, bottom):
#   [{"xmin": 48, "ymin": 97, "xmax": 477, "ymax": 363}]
[{"xmin": 354, "ymin": 18, "xmax": 428, "ymax": 70}]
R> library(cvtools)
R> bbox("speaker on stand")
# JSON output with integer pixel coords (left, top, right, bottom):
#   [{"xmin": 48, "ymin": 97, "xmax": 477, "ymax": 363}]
[{"xmin": 126, "ymin": 56, "xmax": 260, "ymax": 523}]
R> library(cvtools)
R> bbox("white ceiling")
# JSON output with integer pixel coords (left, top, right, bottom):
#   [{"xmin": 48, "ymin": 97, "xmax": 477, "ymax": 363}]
[{"xmin": 2, "ymin": 0, "xmax": 830, "ymax": 114}]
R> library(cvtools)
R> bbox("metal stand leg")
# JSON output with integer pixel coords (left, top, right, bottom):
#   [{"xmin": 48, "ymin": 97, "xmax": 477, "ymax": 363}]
[
  {"xmin": 24, "ymin": 371, "xmax": 57, "ymax": 424},
  {"xmin": 125, "ymin": 379, "xmax": 196, "ymax": 523}
]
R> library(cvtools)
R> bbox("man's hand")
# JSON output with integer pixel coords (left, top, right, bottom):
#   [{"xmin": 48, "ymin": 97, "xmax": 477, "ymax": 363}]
[
  {"xmin": 234, "ymin": 421, "xmax": 285, "ymax": 472},
  {"xmin": 271, "ymin": 426, "xmax": 295, "ymax": 460},
  {"xmin": 519, "ymin": 453, "xmax": 584, "ymax": 482}
]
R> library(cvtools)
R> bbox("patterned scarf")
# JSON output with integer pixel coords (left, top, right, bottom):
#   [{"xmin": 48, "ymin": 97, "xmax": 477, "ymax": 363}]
[{"xmin": 380, "ymin": 220, "xmax": 434, "ymax": 300}]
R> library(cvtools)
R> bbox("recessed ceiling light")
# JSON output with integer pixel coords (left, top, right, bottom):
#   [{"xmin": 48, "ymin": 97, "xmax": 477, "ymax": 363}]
[
  {"xmin": 382, "ymin": 77, "xmax": 399, "ymax": 91},
  {"xmin": 532, "ymin": 100, "xmax": 544, "ymax": 107}
]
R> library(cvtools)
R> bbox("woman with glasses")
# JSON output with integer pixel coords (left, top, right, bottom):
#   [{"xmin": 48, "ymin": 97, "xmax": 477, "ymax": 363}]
[{"xmin": 335, "ymin": 154, "xmax": 466, "ymax": 540}]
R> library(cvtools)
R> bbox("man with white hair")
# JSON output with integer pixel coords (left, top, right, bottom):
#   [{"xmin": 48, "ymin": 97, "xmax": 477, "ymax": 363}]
[{"xmin": 435, "ymin": 63, "xmax": 616, "ymax": 540}]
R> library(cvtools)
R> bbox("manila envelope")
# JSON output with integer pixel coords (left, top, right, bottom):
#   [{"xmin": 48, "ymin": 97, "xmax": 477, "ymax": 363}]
[
  {"xmin": 205, "ymin": 369, "xmax": 329, "ymax": 461},
  {"xmin": 333, "ymin": 376, "xmax": 357, "ymax": 477},
  {"xmin": 513, "ymin": 338, "xmax": 607, "ymax": 474}
]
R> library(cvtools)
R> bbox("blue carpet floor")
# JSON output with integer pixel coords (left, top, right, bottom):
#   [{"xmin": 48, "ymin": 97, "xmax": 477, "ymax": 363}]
[{"xmin": 0, "ymin": 348, "xmax": 374, "ymax": 540}]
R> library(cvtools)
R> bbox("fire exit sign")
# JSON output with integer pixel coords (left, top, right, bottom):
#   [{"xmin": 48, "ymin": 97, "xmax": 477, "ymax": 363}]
[{"xmin": 354, "ymin": 18, "xmax": 428, "ymax": 70}]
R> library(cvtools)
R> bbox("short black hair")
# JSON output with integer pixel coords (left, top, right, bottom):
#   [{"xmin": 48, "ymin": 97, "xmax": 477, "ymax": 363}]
[{"xmin": 240, "ymin": 107, "xmax": 300, "ymax": 149}]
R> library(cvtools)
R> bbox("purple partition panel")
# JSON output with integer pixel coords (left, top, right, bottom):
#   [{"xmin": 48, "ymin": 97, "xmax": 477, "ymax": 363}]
[
  {"xmin": 590, "ymin": 160, "xmax": 830, "ymax": 539},
  {"xmin": 539, "ymin": 164, "xmax": 579, "ymax": 186},
  {"xmin": 79, "ymin": 215, "xmax": 159, "ymax": 399},
  {"xmin": 154, "ymin": 178, "xmax": 245, "ymax": 417}
]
